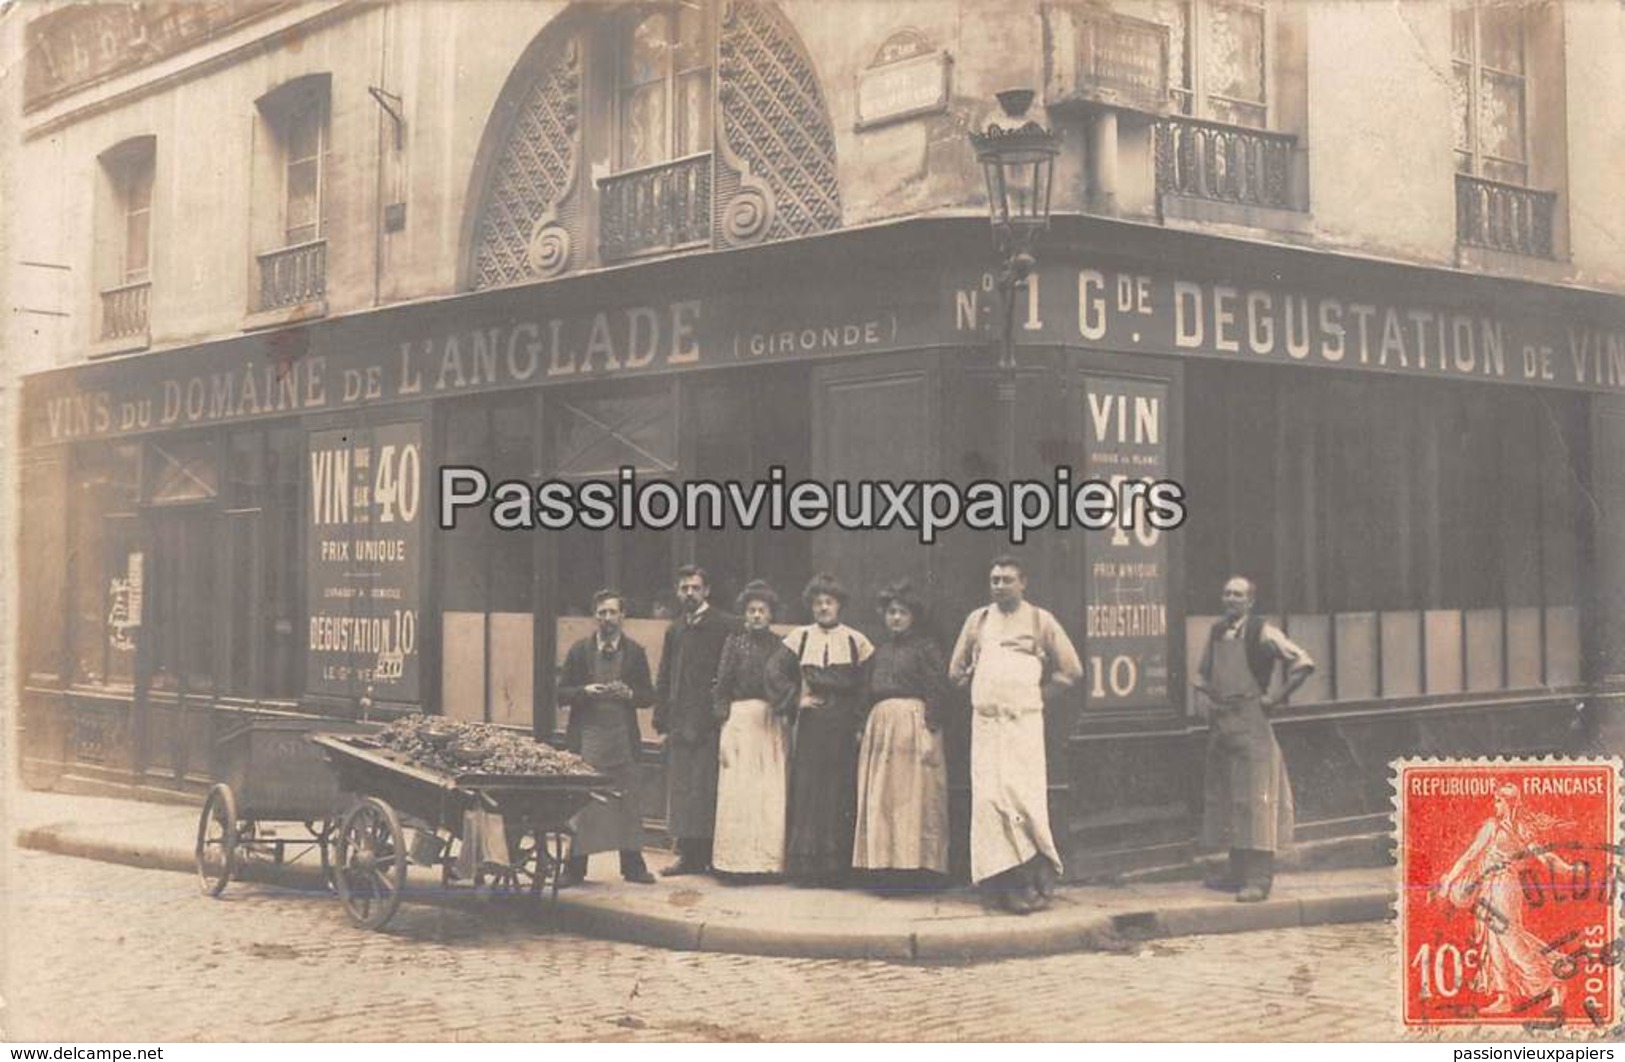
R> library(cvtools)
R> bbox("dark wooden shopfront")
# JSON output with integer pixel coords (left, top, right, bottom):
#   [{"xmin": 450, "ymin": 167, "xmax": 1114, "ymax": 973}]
[{"xmin": 18, "ymin": 218, "xmax": 1625, "ymax": 876}]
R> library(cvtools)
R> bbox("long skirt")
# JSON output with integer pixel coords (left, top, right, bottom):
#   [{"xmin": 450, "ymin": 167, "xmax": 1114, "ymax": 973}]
[
  {"xmin": 969, "ymin": 704, "xmax": 1063, "ymax": 884},
  {"xmin": 713, "ymin": 699, "xmax": 791, "ymax": 874},
  {"xmin": 785, "ymin": 705, "xmax": 859, "ymax": 880},
  {"xmin": 852, "ymin": 698, "xmax": 949, "ymax": 873},
  {"xmin": 570, "ymin": 759, "xmax": 641, "ymax": 855},
  {"xmin": 1200, "ymin": 695, "xmax": 1295, "ymax": 853}
]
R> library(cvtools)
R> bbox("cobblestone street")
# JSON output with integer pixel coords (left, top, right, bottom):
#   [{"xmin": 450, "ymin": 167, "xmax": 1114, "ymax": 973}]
[{"xmin": 4, "ymin": 851, "xmax": 1397, "ymax": 1042}]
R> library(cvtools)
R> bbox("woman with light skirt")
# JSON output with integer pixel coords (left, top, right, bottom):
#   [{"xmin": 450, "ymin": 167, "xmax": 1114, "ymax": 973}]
[{"xmin": 710, "ymin": 580, "xmax": 796, "ymax": 877}]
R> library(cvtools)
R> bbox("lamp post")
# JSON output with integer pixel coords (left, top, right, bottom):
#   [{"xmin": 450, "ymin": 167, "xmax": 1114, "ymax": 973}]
[{"xmin": 969, "ymin": 88, "xmax": 1060, "ymax": 481}]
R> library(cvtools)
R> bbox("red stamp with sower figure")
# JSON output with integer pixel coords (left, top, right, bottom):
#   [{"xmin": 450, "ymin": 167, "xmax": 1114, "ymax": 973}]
[{"xmin": 1395, "ymin": 758, "xmax": 1622, "ymax": 1035}]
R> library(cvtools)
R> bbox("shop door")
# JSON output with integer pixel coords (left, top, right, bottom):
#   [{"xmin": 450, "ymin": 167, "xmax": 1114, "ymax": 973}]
[
  {"xmin": 809, "ymin": 352, "xmax": 943, "ymax": 639},
  {"xmin": 133, "ymin": 438, "xmax": 223, "ymax": 787}
]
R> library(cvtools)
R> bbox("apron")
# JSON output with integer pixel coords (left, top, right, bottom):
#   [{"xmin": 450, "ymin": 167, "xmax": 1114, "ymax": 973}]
[
  {"xmin": 569, "ymin": 647, "xmax": 642, "ymax": 855},
  {"xmin": 968, "ymin": 610, "xmax": 1062, "ymax": 883},
  {"xmin": 852, "ymin": 697, "xmax": 949, "ymax": 873},
  {"xmin": 712, "ymin": 698, "xmax": 790, "ymax": 874},
  {"xmin": 1200, "ymin": 636, "xmax": 1295, "ymax": 852}
]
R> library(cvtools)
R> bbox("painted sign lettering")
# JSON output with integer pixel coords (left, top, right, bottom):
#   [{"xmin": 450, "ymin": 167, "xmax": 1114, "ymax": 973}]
[{"xmin": 306, "ymin": 422, "xmax": 423, "ymax": 701}]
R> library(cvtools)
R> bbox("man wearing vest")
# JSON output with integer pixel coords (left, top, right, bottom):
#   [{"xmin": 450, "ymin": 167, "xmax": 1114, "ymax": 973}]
[
  {"xmin": 948, "ymin": 555, "xmax": 1083, "ymax": 914},
  {"xmin": 653, "ymin": 565, "xmax": 736, "ymax": 876},
  {"xmin": 1194, "ymin": 576, "xmax": 1315, "ymax": 903}
]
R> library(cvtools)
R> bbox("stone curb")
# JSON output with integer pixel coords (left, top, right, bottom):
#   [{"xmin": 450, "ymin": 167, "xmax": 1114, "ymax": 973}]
[{"xmin": 15, "ymin": 823, "xmax": 1393, "ymax": 963}]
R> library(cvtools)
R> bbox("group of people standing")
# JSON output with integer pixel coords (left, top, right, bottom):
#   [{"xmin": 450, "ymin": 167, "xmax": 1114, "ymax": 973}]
[
  {"xmin": 558, "ymin": 562, "xmax": 1316, "ymax": 914},
  {"xmin": 558, "ymin": 557, "xmax": 1086, "ymax": 912}
]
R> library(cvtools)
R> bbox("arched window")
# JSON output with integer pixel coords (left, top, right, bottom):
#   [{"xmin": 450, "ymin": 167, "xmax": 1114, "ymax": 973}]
[{"xmin": 616, "ymin": 4, "xmax": 712, "ymax": 171}]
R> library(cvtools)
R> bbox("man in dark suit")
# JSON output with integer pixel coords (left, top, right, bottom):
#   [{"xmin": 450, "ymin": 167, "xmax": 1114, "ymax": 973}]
[
  {"xmin": 653, "ymin": 565, "xmax": 736, "ymax": 875},
  {"xmin": 557, "ymin": 589, "xmax": 656, "ymax": 885}
]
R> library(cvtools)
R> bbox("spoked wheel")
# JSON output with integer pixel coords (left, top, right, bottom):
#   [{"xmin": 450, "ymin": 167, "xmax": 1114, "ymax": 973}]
[
  {"xmin": 195, "ymin": 784, "xmax": 239, "ymax": 897},
  {"xmin": 489, "ymin": 825, "xmax": 548, "ymax": 906},
  {"xmin": 334, "ymin": 797, "xmax": 407, "ymax": 931}
]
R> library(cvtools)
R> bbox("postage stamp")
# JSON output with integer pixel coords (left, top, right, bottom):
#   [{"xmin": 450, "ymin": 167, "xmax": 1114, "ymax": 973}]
[{"xmin": 1394, "ymin": 757, "xmax": 1623, "ymax": 1037}]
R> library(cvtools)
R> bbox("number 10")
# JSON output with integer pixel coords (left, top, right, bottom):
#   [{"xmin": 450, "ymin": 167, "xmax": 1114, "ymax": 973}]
[{"xmin": 1089, "ymin": 655, "xmax": 1138, "ymax": 698}]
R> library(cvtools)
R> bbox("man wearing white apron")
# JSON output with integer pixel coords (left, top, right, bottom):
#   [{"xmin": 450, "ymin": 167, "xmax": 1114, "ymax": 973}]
[{"xmin": 949, "ymin": 555, "xmax": 1083, "ymax": 913}]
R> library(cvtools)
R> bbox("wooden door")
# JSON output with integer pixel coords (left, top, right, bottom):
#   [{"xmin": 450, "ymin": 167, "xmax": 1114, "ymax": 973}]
[{"xmin": 810, "ymin": 352, "xmax": 943, "ymax": 640}]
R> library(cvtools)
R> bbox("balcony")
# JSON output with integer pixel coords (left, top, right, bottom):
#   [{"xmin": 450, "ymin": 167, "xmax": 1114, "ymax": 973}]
[
  {"xmin": 1455, "ymin": 174, "xmax": 1555, "ymax": 259},
  {"xmin": 257, "ymin": 239, "xmax": 327, "ymax": 312},
  {"xmin": 99, "ymin": 280, "xmax": 150, "ymax": 342},
  {"xmin": 1154, "ymin": 116, "xmax": 1296, "ymax": 211},
  {"xmin": 598, "ymin": 153, "xmax": 712, "ymax": 263}
]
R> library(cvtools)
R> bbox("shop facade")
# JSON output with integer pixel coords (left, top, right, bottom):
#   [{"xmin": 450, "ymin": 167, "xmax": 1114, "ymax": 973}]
[
  {"xmin": 12, "ymin": 0, "xmax": 1625, "ymax": 881},
  {"xmin": 19, "ymin": 212, "xmax": 1625, "ymax": 877}
]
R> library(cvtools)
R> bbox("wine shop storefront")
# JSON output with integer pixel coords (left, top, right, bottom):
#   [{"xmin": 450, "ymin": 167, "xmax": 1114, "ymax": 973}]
[{"xmin": 17, "ymin": 217, "xmax": 1625, "ymax": 878}]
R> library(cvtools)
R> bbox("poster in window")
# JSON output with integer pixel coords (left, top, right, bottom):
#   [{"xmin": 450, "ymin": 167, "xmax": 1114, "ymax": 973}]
[
  {"xmin": 1082, "ymin": 377, "xmax": 1170, "ymax": 710},
  {"xmin": 306, "ymin": 422, "xmax": 423, "ymax": 701}
]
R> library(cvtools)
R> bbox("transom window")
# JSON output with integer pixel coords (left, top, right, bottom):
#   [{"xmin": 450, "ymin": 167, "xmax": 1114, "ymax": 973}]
[
  {"xmin": 1157, "ymin": 0, "xmax": 1267, "ymax": 128},
  {"xmin": 616, "ymin": 4, "xmax": 712, "ymax": 171},
  {"xmin": 1452, "ymin": 0, "xmax": 1528, "ymax": 186}
]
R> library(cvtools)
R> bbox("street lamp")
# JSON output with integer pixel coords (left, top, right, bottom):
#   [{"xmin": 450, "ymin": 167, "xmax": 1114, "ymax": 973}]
[{"xmin": 969, "ymin": 88, "xmax": 1060, "ymax": 480}]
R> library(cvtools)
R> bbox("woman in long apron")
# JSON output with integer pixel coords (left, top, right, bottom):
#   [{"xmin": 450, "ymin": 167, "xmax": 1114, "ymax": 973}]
[
  {"xmin": 779, "ymin": 572, "xmax": 873, "ymax": 885},
  {"xmin": 852, "ymin": 580, "xmax": 951, "ymax": 885},
  {"xmin": 711, "ymin": 580, "xmax": 796, "ymax": 877}
]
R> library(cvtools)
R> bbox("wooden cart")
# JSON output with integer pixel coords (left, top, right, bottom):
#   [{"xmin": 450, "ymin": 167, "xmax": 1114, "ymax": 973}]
[
  {"xmin": 312, "ymin": 733, "xmax": 617, "ymax": 931},
  {"xmin": 194, "ymin": 717, "xmax": 382, "ymax": 896}
]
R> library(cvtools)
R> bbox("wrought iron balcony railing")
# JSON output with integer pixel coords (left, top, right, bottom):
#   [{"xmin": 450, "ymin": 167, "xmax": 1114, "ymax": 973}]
[
  {"xmin": 257, "ymin": 239, "xmax": 327, "ymax": 311},
  {"xmin": 598, "ymin": 153, "xmax": 712, "ymax": 263},
  {"xmin": 1153, "ymin": 115, "xmax": 1296, "ymax": 210},
  {"xmin": 99, "ymin": 280, "xmax": 150, "ymax": 341},
  {"xmin": 1455, "ymin": 174, "xmax": 1556, "ymax": 259}
]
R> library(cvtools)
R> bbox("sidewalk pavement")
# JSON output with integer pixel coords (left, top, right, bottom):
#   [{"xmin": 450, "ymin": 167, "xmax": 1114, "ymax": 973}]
[{"xmin": 7, "ymin": 788, "xmax": 1392, "ymax": 963}]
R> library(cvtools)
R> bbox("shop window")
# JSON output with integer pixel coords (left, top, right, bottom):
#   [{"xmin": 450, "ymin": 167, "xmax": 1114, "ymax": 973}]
[
  {"xmin": 439, "ymin": 397, "xmax": 537, "ymax": 725},
  {"xmin": 20, "ymin": 456, "xmax": 70, "ymax": 684},
  {"xmin": 1183, "ymin": 364, "xmax": 1586, "ymax": 705},
  {"xmin": 1157, "ymin": 0, "xmax": 1267, "ymax": 128},
  {"xmin": 95, "ymin": 136, "xmax": 154, "ymax": 346},
  {"xmin": 253, "ymin": 76, "xmax": 330, "ymax": 313},
  {"xmin": 68, "ymin": 444, "xmax": 141, "ymax": 688}
]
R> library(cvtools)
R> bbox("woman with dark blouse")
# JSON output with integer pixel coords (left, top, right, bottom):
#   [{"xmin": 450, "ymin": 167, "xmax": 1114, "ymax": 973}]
[
  {"xmin": 710, "ymin": 580, "xmax": 795, "ymax": 877},
  {"xmin": 853, "ymin": 580, "xmax": 953, "ymax": 879},
  {"xmin": 777, "ymin": 572, "xmax": 873, "ymax": 885}
]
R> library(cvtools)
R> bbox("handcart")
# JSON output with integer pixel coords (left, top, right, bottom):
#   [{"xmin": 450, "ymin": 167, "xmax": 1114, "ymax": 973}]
[
  {"xmin": 194, "ymin": 717, "xmax": 382, "ymax": 897},
  {"xmin": 312, "ymin": 732, "xmax": 616, "ymax": 931}
]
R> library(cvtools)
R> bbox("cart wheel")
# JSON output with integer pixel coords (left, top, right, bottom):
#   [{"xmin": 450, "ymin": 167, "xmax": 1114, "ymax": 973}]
[
  {"xmin": 506, "ymin": 830, "xmax": 554, "ymax": 904},
  {"xmin": 195, "ymin": 784, "xmax": 239, "ymax": 897},
  {"xmin": 334, "ymin": 797, "xmax": 406, "ymax": 931}
]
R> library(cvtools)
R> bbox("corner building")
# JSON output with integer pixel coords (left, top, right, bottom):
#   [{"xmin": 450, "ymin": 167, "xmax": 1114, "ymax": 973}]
[{"xmin": 10, "ymin": 0, "xmax": 1625, "ymax": 878}]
